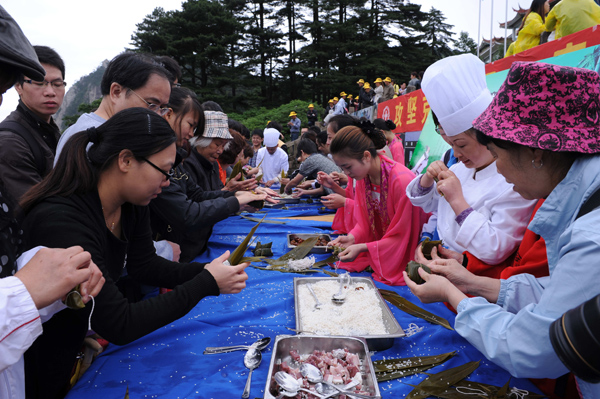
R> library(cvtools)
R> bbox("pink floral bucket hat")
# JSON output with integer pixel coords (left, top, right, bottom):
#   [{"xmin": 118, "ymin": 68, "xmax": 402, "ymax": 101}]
[{"xmin": 473, "ymin": 62, "xmax": 600, "ymax": 153}]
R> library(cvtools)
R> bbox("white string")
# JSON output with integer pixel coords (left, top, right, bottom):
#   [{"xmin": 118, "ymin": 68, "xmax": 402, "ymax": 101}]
[
  {"xmin": 455, "ymin": 386, "xmax": 488, "ymax": 396},
  {"xmin": 509, "ymin": 387, "xmax": 530, "ymax": 399},
  {"xmin": 87, "ymin": 295, "xmax": 95, "ymax": 331}
]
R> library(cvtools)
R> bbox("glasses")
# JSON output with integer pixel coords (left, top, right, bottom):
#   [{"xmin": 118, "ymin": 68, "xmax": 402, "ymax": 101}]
[
  {"xmin": 23, "ymin": 79, "xmax": 67, "ymax": 90},
  {"xmin": 435, "ymin": 126, "xmax": 445, "ymax": 135},
  {"xmin": 142, "ymin": 158, "xmax": 174, "ymax": 181},
  {"xmin": 128, "ymin": 89, "xmax": 170, "ymax": 116}
]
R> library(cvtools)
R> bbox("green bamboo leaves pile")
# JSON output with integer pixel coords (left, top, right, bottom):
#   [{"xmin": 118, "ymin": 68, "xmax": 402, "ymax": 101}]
[
  {"xmin": 374, "ymin": 352, "xmax": 455, "ymax": 382},
  {"xmin": 407, "ymin": 361, "xmax": 480, "ymax": 399},
  {"xmin": 228, "ymin": 215, "xmax": 265, "ymax": 265},
  {"xmin": 379, "ymin": 289, "xmax": 453, "ymax": 330},
  {"xmin": 264, "ymin": 236, "xmax": 318, "ymax": 267}
]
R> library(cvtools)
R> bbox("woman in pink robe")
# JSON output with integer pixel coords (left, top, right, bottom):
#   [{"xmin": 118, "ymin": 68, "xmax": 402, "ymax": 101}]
[{"xmin": 330, "ymin": 123, "xmax": 427, "ymax": 285}]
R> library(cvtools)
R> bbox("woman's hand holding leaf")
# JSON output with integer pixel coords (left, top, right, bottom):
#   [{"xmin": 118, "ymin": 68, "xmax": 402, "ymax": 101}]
[{"xmin": 205, "ymin": 251, "xmax": 249, "ymax": 294}]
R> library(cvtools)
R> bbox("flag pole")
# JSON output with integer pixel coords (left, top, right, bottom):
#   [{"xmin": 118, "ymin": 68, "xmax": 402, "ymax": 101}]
[
  {"xmin": 490, "ymin": 0, "xmax": 494, "ymax": 63},
  {"xmin": 477, "ymin": 0, "xmax": 482, "ymax": 57},
  {"xmin": 504, "ymin": 0, "xmax": 508, "ymax": 55}
]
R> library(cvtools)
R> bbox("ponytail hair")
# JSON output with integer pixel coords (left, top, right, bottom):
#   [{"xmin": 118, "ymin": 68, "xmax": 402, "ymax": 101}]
[
  {"xmin": 330, "ymin": 121, "xmax": 387, "ymax": 160},
  {"xmin": 20, "ymin": 107, "xmax": 176, "ymax": 213},
  {"xmin": 373, "ymin": 118, "xmax": 397, "ymax": 132}
]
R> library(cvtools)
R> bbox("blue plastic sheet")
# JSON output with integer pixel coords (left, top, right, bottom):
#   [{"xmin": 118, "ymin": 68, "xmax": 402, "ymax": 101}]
[{"xmin": 67, "ymin": 205, "xmax": 543, "ymax": 399}]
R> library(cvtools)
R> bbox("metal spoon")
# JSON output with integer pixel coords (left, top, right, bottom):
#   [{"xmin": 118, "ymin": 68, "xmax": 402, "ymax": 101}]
[
  {"xmin": 241, "ymin": 348, "xmax": 261, "ymax": 399},
  {"xmin": 204, "ymin": 337, "xmax": 271, "ymax": 354},
  {"xmin": 301, "ymin": 363, "xmax": 372, "ymax": 399},
  {"xmin": 273, "ymin": 371, "xmax": 327, "ymax": 398},
  {"xmin": 307, "ymin": 283, "xmax": 323, "ymax": 310},
  {"xmin": 332, "ymin": 272, "xmax": 351, "ymax": 305}
]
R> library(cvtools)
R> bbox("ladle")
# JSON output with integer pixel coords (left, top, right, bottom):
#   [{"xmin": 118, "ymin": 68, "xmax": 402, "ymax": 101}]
[
  {"xmin": 273, "ymin": 371, "xmax": 328, "ymax": 398},
  {"xmin": 332, "ymin": 272, "xmax": 351, "ymax": 305},
  {"xmin": 300, "ymin": 363, "xmax": 372, "ymax": 399},
  {"xmin": 204, "ymin": 337, "xmax": 270, "ymax": 354}
]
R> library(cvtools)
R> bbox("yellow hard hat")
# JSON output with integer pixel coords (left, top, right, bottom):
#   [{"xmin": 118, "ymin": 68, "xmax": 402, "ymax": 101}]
[
  {"xmin": 384, "ymin": 77, "xmax": 392, "ymax": 83},
  {"xmin": 308, "ymin": 104, "xmax": 314, "ymax": 108},
  {"xmin": 356, "ymin": 79, "xmax": 365, "ymax": 84},
  {"xmin": 333, "ymin": 97, "xmax": 339, "ymax": 101},
  {"xmin": 347, "ymin": 94, "xmax": 353, "ymax": 99},
  {"xmin": 289, "ymin": 111, "xmax": 297, "ymax": 117},
  {"xmin": 363, "ymin": 82, "xmax": 371, "ymax": 89},
  {"xmin": 340, "ymin": 91, "xmax": 347, "ymax": 96},
  {"xmin": 328, "ymin": 99, "xmax": 334, "ymax": 103},
  {"xmin": 374, "ymin": 78, "xmax": 383, "ymax": 83}
]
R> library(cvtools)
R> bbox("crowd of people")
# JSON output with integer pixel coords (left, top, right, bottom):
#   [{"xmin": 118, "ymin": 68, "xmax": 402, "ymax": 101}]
[
  {"xmin": 1, "ymin": 3, "xmax": 600, "ymax": 399},
  {"xmin": 505, "ymin": 0, "xmax": 600, "ymax": 57}
]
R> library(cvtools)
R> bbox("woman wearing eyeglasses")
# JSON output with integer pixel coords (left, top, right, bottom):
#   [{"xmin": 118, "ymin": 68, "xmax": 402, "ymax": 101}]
[{"xmin": 18, "ymin": 108, "xmax": 251, "ymax": 399}]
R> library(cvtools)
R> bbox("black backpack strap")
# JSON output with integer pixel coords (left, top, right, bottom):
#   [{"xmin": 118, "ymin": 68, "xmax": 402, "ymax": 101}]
[
  {"xmin": 576, "ymin": 188, "xmax": 600, "ymax": 220},
  {"xmin": 0, "ymin": 120, "xmax": 46, "ymax": 176}
]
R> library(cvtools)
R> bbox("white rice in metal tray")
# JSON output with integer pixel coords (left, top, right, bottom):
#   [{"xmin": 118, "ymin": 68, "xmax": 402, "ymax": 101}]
[{"xmin": 298, "ymin": 280, "xmax": 388, "ymax": 336}]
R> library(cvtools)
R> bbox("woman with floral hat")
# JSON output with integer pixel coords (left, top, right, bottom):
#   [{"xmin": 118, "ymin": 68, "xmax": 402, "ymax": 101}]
[
  {"xmin": 405, "ymin": 61, "xmax": 600, "ymax": 398},
  {"xmin": 406, "ymin": 54, "xmax": 537, "ymax": 265}
]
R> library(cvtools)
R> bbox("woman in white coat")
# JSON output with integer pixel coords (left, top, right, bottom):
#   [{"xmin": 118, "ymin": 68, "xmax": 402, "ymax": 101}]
[{"xmin": 406, "ymin": 54, "xmax": 536, "ymax": 265}]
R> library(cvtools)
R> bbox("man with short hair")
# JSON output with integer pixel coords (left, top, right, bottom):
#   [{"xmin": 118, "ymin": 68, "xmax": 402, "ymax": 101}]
[
  {"xmin": 0, "ymin": 46, "xmax": 66, "ymax": 201},
  {"xmin": 287, "ymin": 111, "xmax": 301, "ymax": 141},
  {"xmin": 55, "ymin": 52, "xmax": 172, "ymax": 159},
  {"xmin": 55, "ymin": 52, "xmax": 175, "ymax": 262},
  {"xmin": 380, "ymin": 77, "xmax": 394, "ymax": 103}
]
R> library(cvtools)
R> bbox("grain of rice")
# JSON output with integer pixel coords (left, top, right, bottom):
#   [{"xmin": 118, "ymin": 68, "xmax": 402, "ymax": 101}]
[{"xmin": 298, "ymin": 280, "xmax": 388, "ymax": 336}]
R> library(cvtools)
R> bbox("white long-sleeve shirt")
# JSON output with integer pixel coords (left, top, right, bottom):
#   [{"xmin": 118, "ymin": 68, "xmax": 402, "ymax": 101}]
[
  {"xmin": 256, "ymin": 147, "xmax": 289, "ymax": 183},
  {"xmin": 406, "ymin": 161, "xmax": 536, "ymax": 264}
]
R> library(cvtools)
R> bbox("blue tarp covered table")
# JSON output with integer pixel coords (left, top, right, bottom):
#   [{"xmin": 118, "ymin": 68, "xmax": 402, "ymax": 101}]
[{"xmin": 67, "ymin": 204, "xmax": 542, "ymax": 398}]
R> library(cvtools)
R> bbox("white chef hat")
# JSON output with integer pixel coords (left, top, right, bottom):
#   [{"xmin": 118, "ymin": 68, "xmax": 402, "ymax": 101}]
[
  {"xmin": 263, "ymin": 128, "xmax": 280, "ymax": 147},
  {"xmin": 421, "ymin": 53, "xmax": 492, "ymax": 136}
]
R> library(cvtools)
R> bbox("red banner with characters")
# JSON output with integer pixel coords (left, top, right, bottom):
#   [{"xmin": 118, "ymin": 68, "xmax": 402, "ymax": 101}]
[{"xmin": 376, "ymin": 91, "xmax": 429, "ymax": 133}]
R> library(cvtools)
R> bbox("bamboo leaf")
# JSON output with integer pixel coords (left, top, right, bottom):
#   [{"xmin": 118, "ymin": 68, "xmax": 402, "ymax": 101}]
[
  {"xmin": 255, "ymin": 174, "xmax": 263, "ymax": 183},
  {"xmin": 227, "ymin": 161, "xmax": 244, "ymax": 183},
  {"xmin": 379, "ymin": 289, "xmax": 453, "ymax": 330},
  {"xmin": 376, "ymin": 365, "xmax": 436, "ymax": 382},
  {"xmin": 373, "ymin": 352, "xmax": 455, "ymax": 374},
  {"xmin": 265, "ymin": 236, "xmax": 318, "ymax": 265},
  {"xmin": 421, "ymin": 238, "xmax": 443, "ymax": 260},
  {"xmin": 63, "ymin": 284, "xmax": 85, "ymax": 309},
  {"xmin": 240, "ymin": 214, "xmax": 287, "ymax": 224},
  {"xmin": 228, "ymin": 215, "xmax": 266, "ymax": 265},
  {"xmin": 430, "ymin": 377, "xmax": 546, "ymax": 399},
  {"xmin": 406, "ymin": 361, "xmax": 480, "ymax": 399},
  {"xmin": 279, "ymin": 170, "xmax": 287, "ymax": 194},
  {"xmin": 312, "ymin": 254, "xmax": 338, "ymax": 268},
  {"xmin": 239, "ymin": 256, "xmax": 266, "ymax": 263},
  {"xmin": 251, "ymin": 265, "xmax": 319, "ymax": 274}
]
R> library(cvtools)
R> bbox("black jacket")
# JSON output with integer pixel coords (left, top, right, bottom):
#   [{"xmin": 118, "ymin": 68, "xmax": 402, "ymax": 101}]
[
  {"xmin": 184, "ymin": 149, "xmax": 225, "ymax": 192},
  {"xmin": 149, "ymin": 155, "xmax": 239, "ymax": 262},
  {"xmin": 22, "ymin": 189, "xmax": 217, "ymax": 398}
]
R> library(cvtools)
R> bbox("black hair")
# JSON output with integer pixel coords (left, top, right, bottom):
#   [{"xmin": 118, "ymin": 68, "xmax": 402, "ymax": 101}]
[
  {"xmin": 251, "ymin": 128, "xmax": 263, "ymax": 139},
  {"xmin": 156, "ymin": 55, "xmax": 181, "ymax": 83},
  {"xmin": 328, "ymin": 114, "xmax": 359, "ymax": 134},
  {"xmin": 219, "ymin": 129, "xmax": 246, "ymax": 165},
  {"xmin": 228, "ymin": 119, "xmax": 244, "ymax": 134},
  {"xmin": 297, "ymin": 138, "xmax": 318, "ymax": 157},
  {"xmin": 308, "ymin": 125, "xmax": 320, "ymax": 135},
  {"xmin": 18, "ymin": 46, "xmax": 65, "ymax": 83},
  {"xmin": 330, "ymin": 122, "xmax": 387, "ymax": 160},
  {"xmin": 431, "ymin": 110, "xmax": 440, "ymax": 127},
  {"xmin": 317, "ymin": 131, "xmax": 328, "ymax": 146},
  {"xmin": 100, "ymin": 52, "xmax": 171, "ymax": 96},
  {"xmin": 168, "ymin": 87, "xmax": 204, "ymax": 151},
  {"xmin": 266, "ymin": 120, "xmax": 283, "ymax": 133},
  {"xmin": 21, "ymin": 108, "xmax": 176, "ymax": 212},
  {"xmin": 243, "ymin": 143, "xmax": 254, "ymax": 159},
  {"xmin": 302, "ymin": 130, "xmax": 317, "ymax": 144},
  {"xmin": 373, "ymin": 118, "xmax": 396, "ymax": 131},
  {"xmin": 202, "ymin": 101, "xmax": 223, "ymax": 112}
]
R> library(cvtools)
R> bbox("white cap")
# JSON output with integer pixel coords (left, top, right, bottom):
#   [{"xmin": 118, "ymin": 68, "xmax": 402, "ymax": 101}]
[
  {"xmin": 421, "ymin": 53, "xmax": 492, "ymax": 136},
  {"xmin": 263, "ymin": 128, "xmax": 279, "ymax": 147}
]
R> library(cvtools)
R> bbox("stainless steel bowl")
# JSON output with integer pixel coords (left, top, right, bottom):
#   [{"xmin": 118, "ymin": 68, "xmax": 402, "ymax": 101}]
[
  {"xmin": 263, "ymin": 335, "xmax": 381, "ymax": 399},
  {"xmin": 293, "ymin": 277, "xmax": 405, "ymax": 351}
]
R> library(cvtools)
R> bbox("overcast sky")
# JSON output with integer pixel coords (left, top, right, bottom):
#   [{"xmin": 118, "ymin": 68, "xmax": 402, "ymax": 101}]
[{"xmin": 1, "ymin": 0, "xmax": 526, "ymax": 121}]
